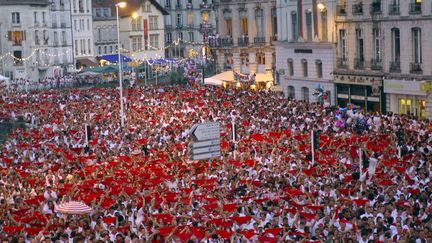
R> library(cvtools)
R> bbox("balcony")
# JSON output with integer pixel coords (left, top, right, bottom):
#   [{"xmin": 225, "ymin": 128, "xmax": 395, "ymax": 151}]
[
  {"xmin": 352, "ymin": 3, "xmax": 363, "ymax": 15},
  {"xmin": 186, "ymin": 25, "xmax": 194, "ymax": 29},
  {"xmin": 62, "ymin": 41, "xmax": 68, "ymax": 46},
  {"xmin": 61, "ymin": 22, "xmax": 66, "ymax": 28},
  {"xmin": 221, "ymin": 37, "xmax": 233, "ymax": 46},
  {"xmin": 175, "ymin": 4, "xmax": 182, "ymax": 9},
  {"xmin": 409, "ymin": 3, "xmax": 421, "ymax": 14},
  {"xmin": 34, "ymin": 21, "xmax": 39, "ymax": 27},
  {"xmin": 410, "ymin": 63, "xmax": 422, "ymax": 74},
  {"xmin": 389, "ymin": 61, "xmax": 400, "ymax": 72},
  {"xmin": 370, "ymin": 2, "xmax": 382, "ymax": 14},
  {"xmin": 337, "ymin": 58, "xmax": 348, "ymax": 68},
  {"xmin": 254, "ymin": 37, "xmax": 266, "ymax": 44},
  {"xmin": 52, "ymin": 22, "xmax": 58, "ymax": 28},
  {"xmin": 238, "ymin": 37, "xmax": 249, "ymax": 46},
  {"xmin": 200, "ymin": 23, "xmax": 212, "ymax": 30},
  {"xmin": 388, "ymin": 4, "xmax": 400, "ymax": 15},
  {"xmin": 336, "ymin": 5, "xmax": 347, "ymax": 15},
  {"xmin": 200, "ymin": 3, "xmax": 212, "ymax": 10},
  {"xmin": 13, "ymin": 60, "xmax": 23, "ymax": 66},
  {"xmin": 79, "ymin": 7, "xmax": 84, "ymax": 13},
  {"xmin": 53, "ymin": 41, "xmax": 59, "ymax": 47},
  {"xmin": 176, "ymin": 24, "xmax": 183, "ymax": 29},
  {"xmin": 370, "ymin": 58, "xmax": 382, "ymax": 70},
  {"xmin": 208, "ymin": 39, "xmax": 220, "ymax": 47},
  {"xmin": 186, "ymin": 3, "xmax": 193, "ymax": 9},
  {"xmin": 354, "ymin": 57, "xmax": 365, "ymax": 69},
  {"xmin": 35, "ymin": 39, "xmax": 40, "ymax": 46},
  {"xmin": 165, "ymin": 24, "xmax": 173, "ymax": 29}
]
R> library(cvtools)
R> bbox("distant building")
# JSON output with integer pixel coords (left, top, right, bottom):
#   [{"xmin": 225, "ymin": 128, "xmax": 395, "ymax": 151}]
[
  {"xmin": 92, "ymin": 0, "xmax": 118, "ymax": 58},
  {"xmin": 160, "ymin": 0, "xmax": 216, "ymax": 59},
  {"xmin": 212, "ymin": 0, "xmax": 277, "ymax": 84},
  {"xmin": 334, "ymin": 0, "xmax": 431, "ymax": 118},
  {"xmin": 70, "ymin": 0, "xmax": 96, "ymax": 68},
  {"xmin": 275, "ymin": 0, "xmax": 336, "ymax": 104},
  {"xmin": 118, "ymin": 0, "xmax": 169, "ymax": 61},
  {"xmin": 0, "ymin": 0, "xmax": 72, "ymax": 79}
]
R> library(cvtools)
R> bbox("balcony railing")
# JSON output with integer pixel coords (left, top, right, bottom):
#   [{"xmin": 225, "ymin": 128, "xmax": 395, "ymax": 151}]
[
  {"xmin": 221, "ymin": 37, "xmax": 233, "ymax": 46},
  {"xmin": 352, "ymin": 3, "xmax": 363, "ymax": 15},
  {"xmin": 388, "ymin": 4, "xmax": 400, "ymax": 15},
  {"xmin": 370, "ymin": 58, "xmax": 382, "ymax": 70},
  {"xmin": 238, "ymin": 37, "xmax": 249, "ymax": 46},
  {"xmin": 254, "ymin": 37, "xmax": 266, "ymax": 44},
  {"xmin": 186, "ymin": 3, "xmax": 193, "ymax": 9},
  {"xmin": 53, "ymin": 41, "xmax": 59, "ymax": 46},
  {"xmin": 337, "ymin": 58, "xmax": 348, "ymax": 68},
  {"xmin": 52, "ymin": 22, "xmax": 58, "ymax": 28},
  {"xmin": 336, "ymin": 5, "xmax": 347, "ymax": 15},
  {"xmin": 409, "ymin": 3, "xmax": 421, "ymax": 14},
  {"xmin": 61, "ymin": 22, "xmax": 66, "ymax": 28},
  {"xmin": 176, "ymin": 24, "xmax": 183, "ymax": 29},
  {"xmin": 410, "ymin": 62, "xmax": 422, "ymax": 74},
  {"xmin": 354, "ymin": 57, "xmax": 365, "ymax": 69},
  {"xmin": 200, "ymin": 3, "xmax": 212, "ymax": 10},
  {"xmin": 224, "ymin": 64, "xmax": 233, "ymax": 70},
  {"xmin": 208, "ymin": 39, "xmax": 220, "ymax": 47},
  {"xmin": 370, "ymin": 1, "xmax": 382, "ymax": 14},
  {"xmin": 175, "ymin": 4, "xmax": 182, "ymax": 9},
  {"xmin": 62, "ymin": 41, "xmax": 68, "ymax": 46},
  {"xmin": 389, "ymin": 61, "xmax": 401, "ymax": 72},
  {"xmin": 165, "ymin": 24, "xmax": 173, "ymax": 29}
]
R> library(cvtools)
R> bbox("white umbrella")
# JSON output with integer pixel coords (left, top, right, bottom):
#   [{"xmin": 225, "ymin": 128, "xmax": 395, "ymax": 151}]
[
  {"xmin": 55, "ymin": 201, "xmax": 93, "ymax": 215},
  {"xmin": 0, "ymin": 74, "xmax": 9, "ymax": 81}
]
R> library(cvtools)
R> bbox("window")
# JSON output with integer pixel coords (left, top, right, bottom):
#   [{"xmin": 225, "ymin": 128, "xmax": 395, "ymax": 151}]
[
  {"xmin": 62, "ymin": 31, "xmax": 66, "ymax": 43},
  {"xmin": 287, "ymin": 59, "xmax": 294, "ymax": 76},
  {"xmin": 13, "ymin": 51, "xmax": 23, "ymax": 66},
  {"xmin": 187, "ymin": 13, "xmax": 193, "ymax": 26},
  {"xmin": 391, "ymin": 28, "xmax": 400, "ymax": 62},
  {"xmin": 74, "ymin": 40, "xmax": 78, "ymax": 55},
  {"xmin": 12, "ymin": 12, "xmax": 20, "ymax": 25},
  {"xmin": 287, "ymin": 86, "xmax": 295, "ymax": 99},
  {"xmin": 149, "ymin": 16, "xmax": 158, "ymax": 30},
  {"xmin": 225, "ymin": 19, "xmax": 232, "ymax": 36},
  {"xmin": 412, "ymin": 28, "xmax": 421, "ymax": 63},
  {"xmin": 110, "ymin": 46, "xmax": 113, "ymax": 53},
  {"xmin": 8, "ymin": 31, "xmax": 26, "ymax": 46},
  {"xmin": 98, "ymin": 29, "xmax": 102, "ymax": 41},
  {"xmin": 373, "ymin": 29, "xmax": 381, "ymax": 62},
  {"xmin": 42, "ymin": 12, "xmax": 46, "ymax": 25},
  {"xmin": 43, "ymin": 30, "xmax": 48, "ymax": 45},
  {"xmin": 241, "ymin": 18, "xmax": 248, "ymax": 35},
  {"xmin": 201, "ymin": 12, "xmax": 209, "ymax": 22},
  {"xmin": 166, "ymin": 32, "xmax": 172, "ymax": 43},
  {"xmin": 316, "ymin": 60, "xmax": 323, "ymax": 78},
  {"xmin": 35, "ymin": 30, "xmax": 40, "ymax": 45},
  {"xmin": 132, "ymin": 37, "xmax": 143, "ymax": 51},
  {"xmin": 301, "ymin": 87, "xmax": 309, "ymax": 102},
  {"xmin": 255, "ymin": 9, "xmax": 264, "ymax": 38},
  {"xmin": 305, "ymin": 10, "xmax": 312, "ymax": 41},
  {"xmin": 131, "ymin": 18, "xmax": 142, "ymax": 31},
  {"xmin": 54, "ymin": 32, "xmax": 58, "ymax": 44},
  {"xmin": 302, "ymin": 59, "xmax": 308, "ymax": 77},
  {"xmin": 320, "ymin": 10, "xmax": 328, "ymax": 41},
  {"xmin": 87, "ymin": 19, "xmax": 90, "ymax": 30},
  {"xmin": 291, "ymin": 12, "xmax": 298, "ymax": 41},
  {"xmin": 257, "ymin": 53, "xmax": 265, "ymax": 65},
  {"xmin": 178, "ymin": 32, "xmax": 183, "ymax": 41},
  {"xmin": 34, "ymin": 12, "xmax": 38, "ymax": 24},
  {"xmin": 150, "ymin": 34, "xmax": 159, "ymax": 48},
  {"xmin": 98, "ymin": 46, "xmax": 101, "ymax": 55},
  {"xmin": 339, "ymin": 29, "xmax": 347, "ymax": 60},
  {"xmin": 166, "ymin": 0, "xmax": 171, "ymax": 8},
  {"xmin": 104, "ymin": 46, "xmax": 107, "ymax": 54},
  {"xmin": 188, "ymin": 32, "xmax": 194, "ymax": 42},
  {"xmin": 88, "ymin": 39, "xmax": 91, "ymax": 54},
  {"xmin": 356, "ymin": 29, "xmax": 364, "ymax": 63},
  {"xmin": 176, "ymin": 13, "xmax": 182, "ymax": 26}
]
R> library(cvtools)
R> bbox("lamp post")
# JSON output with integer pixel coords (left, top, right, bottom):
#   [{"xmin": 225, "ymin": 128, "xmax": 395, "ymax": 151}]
[{"xmin": 116, "ymin": 2, "xmax": 126, "ymax": 127}]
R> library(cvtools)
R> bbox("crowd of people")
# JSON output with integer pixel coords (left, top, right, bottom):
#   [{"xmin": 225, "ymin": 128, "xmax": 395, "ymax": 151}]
[{"xmin": 0, "ymin": 84, "xmax": 431, "ymax": 242}]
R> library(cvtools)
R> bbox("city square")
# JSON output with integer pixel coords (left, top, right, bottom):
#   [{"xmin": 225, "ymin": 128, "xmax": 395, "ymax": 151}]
[{"xmin": 0, "ymin": 0, "xmax": 432, "ymax": 242}]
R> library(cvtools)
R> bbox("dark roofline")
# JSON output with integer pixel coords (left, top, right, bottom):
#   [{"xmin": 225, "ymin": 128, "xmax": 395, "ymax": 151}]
[
  {"xmin": 0, "ymin": 0, "xmax": 50, "ymax": 6},
  {"xmin": 149, "ymin": 0, "xmax": 169, "ymax": 15}
]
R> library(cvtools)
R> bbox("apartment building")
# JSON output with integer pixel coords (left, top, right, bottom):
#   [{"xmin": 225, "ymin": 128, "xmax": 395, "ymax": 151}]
[
  {"xmin": 71, "ymin": 0, "xmax": 96, "ymax": 68},
  {"xmin": 92, "ymin": 0, "xmax": 118, "ymax": 57}
]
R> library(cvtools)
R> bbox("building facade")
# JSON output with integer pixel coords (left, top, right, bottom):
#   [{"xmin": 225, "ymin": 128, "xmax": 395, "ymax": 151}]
[
  {"xmin": 161, "ymin": 0, "xmax": 216, "ymax": 59},
  {"xmin": 0, "ymin": 0, "xmax": 71, "ymax": 79},
  {"xmin": 275, "ymin": 0, "xmax": 336, "ymax": 104},
  {"xmin": 118, "ymin": 0, "xmax": 169, "ymax": 61},
  {"xmin": 70, "ymin": 0, "xmax": 96, "ymax": 68},
  {"xmin": 334, "ymin": 0, "xmax": 432, "ymax": 118},
  {"xmin": 92, "ymin": 1, "xmax": 118, "ymax": 58},
  {"xmin": 49, "ymin": 0, "xmax": 74, "ymax": 72},
  {"xmin": 212, "ymin": 0, "xmax": 277, "ymax": 78}
]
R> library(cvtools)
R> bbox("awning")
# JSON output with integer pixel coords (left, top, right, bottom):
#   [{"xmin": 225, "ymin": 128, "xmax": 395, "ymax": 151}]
[
  {"xmin": 204, "ymin": 77, "xmax": 222, "ymax": 86},
  {"xmin": 211, "ymin": 71, "xmax": 235, "ymax": 82},
  {"xmin": 99, "ymin": 54, "xmax": 132, "ymax": 63},
  {"xmin": 255, "ymin": 73, "xmax": 274, "ymax": 82},
  {"xmin": 77, "ymin": 58, "xmax": 97, "ymax": 67}
]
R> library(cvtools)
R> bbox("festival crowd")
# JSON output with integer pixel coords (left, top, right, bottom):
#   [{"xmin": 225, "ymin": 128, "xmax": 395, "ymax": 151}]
[{"xmin": 0, "ymin": 84, "xmax": 431, "ymax": 243}]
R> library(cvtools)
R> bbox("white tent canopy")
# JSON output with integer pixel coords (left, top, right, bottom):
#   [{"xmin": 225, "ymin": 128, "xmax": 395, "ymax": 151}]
[
  {"xmin": 0, "ymin": 75, "xmax": 9, "ymax": 81},
  {"xmin": 204, "ymin": 77, "xmax": 222, "ymax": 86}
]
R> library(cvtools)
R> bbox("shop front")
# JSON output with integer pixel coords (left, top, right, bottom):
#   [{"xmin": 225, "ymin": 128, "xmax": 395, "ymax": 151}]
[
  {"xmin": 334, "ymin": 74, "xmax": 383, "ymax": 113},
  {"xmin": 384, "ymin": 79, "xmax": 431, "ymax": 118}
]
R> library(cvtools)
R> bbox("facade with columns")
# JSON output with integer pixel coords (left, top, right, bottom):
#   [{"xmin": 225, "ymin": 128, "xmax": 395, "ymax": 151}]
[
  {"xmin": 275, "ymin": 0, "xmax": 336, "ymax": 104},
  {"xmin": 212, "ymin": 0, "xmax": 277, "ymax": 79},
  {"xmin": 334, "ymin": 0, "xmax": 432, "ymax": 118},
  {"xmin": 161, "ymin": 0, "xmax": 216, "ymax": 59},
  {"xmin": 70, "ymin": 0, "xmax": 96, "ymax": 68}
]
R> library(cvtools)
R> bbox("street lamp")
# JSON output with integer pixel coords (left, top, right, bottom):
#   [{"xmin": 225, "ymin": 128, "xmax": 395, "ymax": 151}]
[{"xmin": 116, "ymin": 1, "xmax": 126, "ymax": 127}]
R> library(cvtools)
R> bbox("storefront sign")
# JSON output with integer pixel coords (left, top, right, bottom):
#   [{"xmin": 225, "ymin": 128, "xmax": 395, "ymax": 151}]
[
  {"xmin": 384, "ymin": 80, "xmax": 430, "ymax": 96},
  {"xmin": 334, "ymin": 74, "xmax": 381, "ymax": 86}
]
